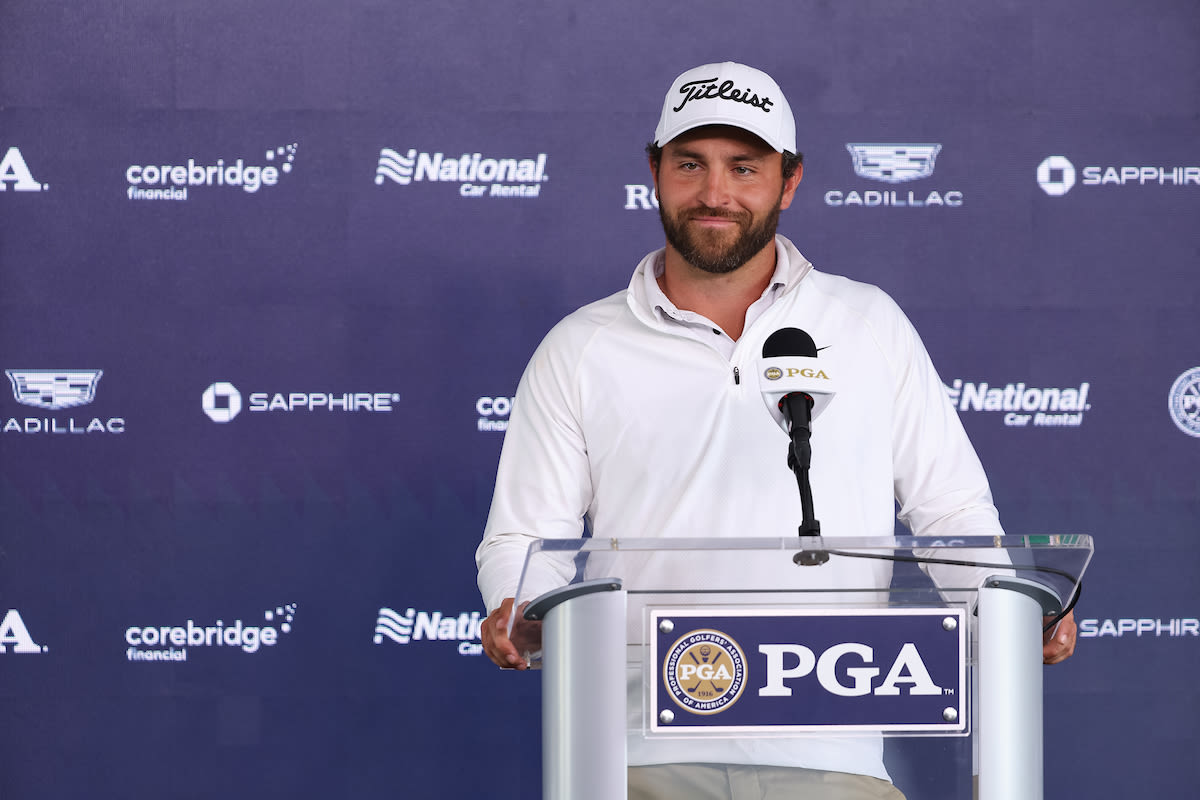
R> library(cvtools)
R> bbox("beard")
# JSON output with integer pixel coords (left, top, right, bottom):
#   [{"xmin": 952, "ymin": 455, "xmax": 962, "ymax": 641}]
[{"xmin": 658, "ymin": 196, "xmax": 782, "ymax": 275}]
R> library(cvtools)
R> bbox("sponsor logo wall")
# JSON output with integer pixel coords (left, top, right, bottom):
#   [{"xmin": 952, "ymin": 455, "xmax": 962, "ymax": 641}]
[
  {"xmin": 475, "ymin": 395, "xmax": 514, "ymax": 432},
  {"xmin": 1037, "ymin": 155, "xmax": 1200, "ymax": 197},
  {"xmin": 825, "ymin": 143, "xmax": 964, "ymax": 208},
  {"xmin": 202, "ymin": 381, "xmax": 400, "ymax": 424},
  {"xmin": 1, "ymin": 3, "xmax": 1197, "ymax": 800},
  {"xmin": 1168, "ymin": 367, "xmax": 1200, "ymax": 438},
  {"xmin": 945, "ymin": 378, "xmax": 1091, "ymax": 428},
  {"xmin": 125, "ymin": 143, "xmax": 298, "ymax": 200},
  {"xmin": 0, "ymin": 147, "xmax": 48, "ymax": 192},
  {"xmin": 4, "ymin": 369, "xmax": 125, "ymax": 434},
  {"xmin": 124, "ymin": 604, "xmax": 297, "ymax": 662},
  {"xmin": 0, "ymin": 610, "xmax": 48, "ymax": 654},
  {"xmin": 375, "ymin": 148, "xmax": 549, "ymax": 197},
  {"xmin": 373, "ymin": 606, "xmax": 483, "ymax": 656}
]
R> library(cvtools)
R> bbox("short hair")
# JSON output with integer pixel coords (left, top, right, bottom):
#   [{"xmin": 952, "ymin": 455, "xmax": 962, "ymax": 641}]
[{"xmin": 645, "ymin": 141, "xmax": 804, "ymax": 180}]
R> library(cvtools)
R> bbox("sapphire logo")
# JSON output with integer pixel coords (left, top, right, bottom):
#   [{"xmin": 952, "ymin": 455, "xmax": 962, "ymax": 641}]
[
  {"xmin": 0, "ymin": 147, "xmax": 48, "ymax": 192},
  {"xmin": 1037, "ymin": 154, "xmax": 1200, "ymax": 197},
  {"xmin": 202, "ymin": 381, "xmax": 242, "ymax": 423},
  {"xmin": 1169, "ymin": 367, "xmax": 1200, "ymax": 438},
  {"xmin": 202, "ymin": 381, "xmax": 399, "ymax": 423},
  {"xmin": 375, "ymin": 147, "xmax": 548, "ymax": 198},
  {"xmin": 1079, "ymin": 617, "xmax": 1199, "ymax": 638},
  {"xmin": 1084, "ymin": 618, "xmax": 1195, "ymax": 638},
  {"xmin": 662, "ymin": 629, "xmax": 748, "ymax": 715},
  {"xmin": 7, "ymin": 369, "xmax": 102, "ymax": 410},
  {"xmin": 847, "ymin": 144, "xmax": 941, "ymax": 183},
  {"xmin": 1037, "ymin": 156, "xmax": 1076, "ymax": 196},
  {"xmin": 826, "ymin": 143, "xmax": 962, "ymax": 207},
  {"xmin": 374, "ymin": 606, "xmax": 483, "ymax": 656}
]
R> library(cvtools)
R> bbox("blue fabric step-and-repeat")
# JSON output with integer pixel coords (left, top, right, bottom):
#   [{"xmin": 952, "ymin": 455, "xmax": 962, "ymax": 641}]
[{"xmin": 1, "ymin": 2, "xmax": 1197, "ymax": 797}]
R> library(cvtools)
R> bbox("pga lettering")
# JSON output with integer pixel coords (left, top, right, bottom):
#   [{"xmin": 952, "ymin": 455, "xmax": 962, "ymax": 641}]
[
  {"xmin": 0, "ymin": 609, "xmax": 43, "ymax": 653},
  {"xmin": 758, "ymin": 642, "xmax": 942, "ymax": 698},
  {"xmin": 678, "ymin": 662, "xmax": 734, "ymax": 683}
]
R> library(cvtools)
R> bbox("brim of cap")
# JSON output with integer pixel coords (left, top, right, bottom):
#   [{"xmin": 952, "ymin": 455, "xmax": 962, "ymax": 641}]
[{"xmin": 655, "ymin": 115, "xmax": 790, "ymax": 153}]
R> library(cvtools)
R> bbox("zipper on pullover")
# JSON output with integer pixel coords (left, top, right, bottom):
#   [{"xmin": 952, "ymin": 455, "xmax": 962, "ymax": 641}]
[{"xmin": 733, "ymin": 366, "xmax": 741, "ymax": 385}]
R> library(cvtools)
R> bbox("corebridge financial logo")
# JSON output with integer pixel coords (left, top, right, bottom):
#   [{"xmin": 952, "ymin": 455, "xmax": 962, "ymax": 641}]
[
  {"xmin": 826, "ymin": 143, "xmax": 963, "ymax": 208},
  {"xmin": 375, "ymin": 147, "xmax": 549, "ymax": 198},
  {"xmin": 945, "ymin": 378, "xmax": 1091, "ymax": 428},
  {"xmin": 0, "ymin": 147, "xmax": 48, "ymax": 192},
  {"xmin": 126, "ymin": 142, "xmax": 298, "ymax": 201},
  {"xmin": 125, "ymin": 603, "xmax": 296, "ymax": 663},
  {"xmin": 1037, "ymin": 155, "xmax": 1200, "ymax": 197},
  {"xmin": 476, "ymin": 395, "xmax": 514, "ymax": 432},
  {"xmin": 4, "ymin": 369, "xmax": 125, "ymax": 435},
  {"xmin": 373, "ymin": 606, "xmax": 483, "ymax": 656},
  {"xmin": 202, "ymin": 381, "xmax": 400, "ymax": 423}
]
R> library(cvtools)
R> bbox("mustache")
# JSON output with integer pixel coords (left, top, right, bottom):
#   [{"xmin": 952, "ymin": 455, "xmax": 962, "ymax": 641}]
[{"xmin": 685, "ymin": 206, "xmax": 748, "ymax": 222}]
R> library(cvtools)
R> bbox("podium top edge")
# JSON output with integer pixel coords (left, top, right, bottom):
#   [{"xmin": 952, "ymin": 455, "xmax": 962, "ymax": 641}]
[{"xmin": 527, "ymin": 534, "xmax": 1093, "ymax": 554}]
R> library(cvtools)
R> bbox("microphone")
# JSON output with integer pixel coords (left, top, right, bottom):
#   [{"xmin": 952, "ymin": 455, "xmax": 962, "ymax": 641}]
[
  {"xmin": 760, "ymin": 328, "xmax": 833, "ymax": 565},
  {"xmin": 759, "ymin": 328, "xmax": 835, "ymax": 437}
]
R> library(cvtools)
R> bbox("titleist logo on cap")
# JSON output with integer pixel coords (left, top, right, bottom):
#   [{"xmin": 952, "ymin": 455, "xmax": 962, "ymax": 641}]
[{"xmin": 673, "ymin": 78, "xmax": 775, "ymax": 114}]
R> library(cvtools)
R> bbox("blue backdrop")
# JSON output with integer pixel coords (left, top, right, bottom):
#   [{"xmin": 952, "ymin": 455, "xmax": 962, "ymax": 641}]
[{"xmin": 2, "ymin": 1, "xmax": 1198, "ymax": 797}]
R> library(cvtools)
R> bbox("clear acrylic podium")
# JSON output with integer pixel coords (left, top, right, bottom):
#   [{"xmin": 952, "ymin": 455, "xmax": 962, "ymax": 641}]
[{"xmin": 509, "ymin": 534, "xmax": 1092, "ymax": 800}]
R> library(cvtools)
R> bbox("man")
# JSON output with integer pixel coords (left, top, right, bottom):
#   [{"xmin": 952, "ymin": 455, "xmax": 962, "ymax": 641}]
[{"xmin": 477, "ymin": 62, "xmax": 1076, "ymax": 799}]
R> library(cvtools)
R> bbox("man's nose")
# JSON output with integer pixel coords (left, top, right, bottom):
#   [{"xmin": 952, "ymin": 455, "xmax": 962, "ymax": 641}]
[{"xmin": 697, "ymin": 169, "xmax": 732, "ymax": 208}]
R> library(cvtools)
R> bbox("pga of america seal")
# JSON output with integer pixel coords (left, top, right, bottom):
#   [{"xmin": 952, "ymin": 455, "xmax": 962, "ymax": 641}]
[
  {"xmin": 1169, "ymin": 367, "xmax": 1200, "ymax": 437},
  {"xmin": 662, "ymin": 629, "xmax": 747, "ymax": 715}
]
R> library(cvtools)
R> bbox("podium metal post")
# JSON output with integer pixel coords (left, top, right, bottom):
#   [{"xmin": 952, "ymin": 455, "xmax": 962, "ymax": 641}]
[
  {"xmin": 538, "ymin": 581, "xmax": 627, "ymax": 800},
  {"xmin": 977, "ymin": 581, "xmax": 1047, "ymax": 800}
]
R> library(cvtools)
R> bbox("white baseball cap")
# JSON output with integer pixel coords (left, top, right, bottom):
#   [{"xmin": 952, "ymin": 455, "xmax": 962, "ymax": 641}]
[{"xmin": 654, "ymin": 62, "xmax": 797, "ymax": 154}]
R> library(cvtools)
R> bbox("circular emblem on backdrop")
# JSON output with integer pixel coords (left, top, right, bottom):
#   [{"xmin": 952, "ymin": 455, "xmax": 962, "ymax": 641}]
[
  {"xmin": 1168, "ymin": 367, "xmax": 1200, "ymax": 437},
  {"xmin": 662, "ymin": 629, "xmax": 747, "ymax": 715},
  {"xmin": 202, "ymin": 381, "xmax": 242, "ymax": 423},
  {"xmin": 764, "ymin": 367, "xmax": 783, "ymax": 381},
  {"xmin": 1037, "ymin": 155, "xmax": 1076, "ymax": 197}
]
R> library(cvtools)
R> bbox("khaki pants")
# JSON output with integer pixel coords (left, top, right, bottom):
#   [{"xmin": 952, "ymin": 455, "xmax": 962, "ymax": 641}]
[{"xmin": 629, "ymin": 763, "xmax": 907, "ymax": 800}]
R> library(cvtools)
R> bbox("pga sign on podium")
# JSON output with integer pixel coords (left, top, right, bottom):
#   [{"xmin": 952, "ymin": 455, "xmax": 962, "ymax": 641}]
[{"xmin": 509, "ymin": 535, "xmax": 1091, "ymax": 800}]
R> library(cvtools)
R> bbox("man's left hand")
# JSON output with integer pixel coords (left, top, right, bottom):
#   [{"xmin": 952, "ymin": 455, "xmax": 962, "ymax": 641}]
[{"xmin": 1042, "ymin": 609, "xmax": 1077, "ymax": 665}]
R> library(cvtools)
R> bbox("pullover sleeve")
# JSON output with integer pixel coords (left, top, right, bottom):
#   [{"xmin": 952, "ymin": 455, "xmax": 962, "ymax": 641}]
[
  {"xmin": 475, "ymin": 322, "xmax": 595, "ymax": 613},
  {"xmin": 874, "ymin": 293, "xmax": 1008, "ymax": 589}
]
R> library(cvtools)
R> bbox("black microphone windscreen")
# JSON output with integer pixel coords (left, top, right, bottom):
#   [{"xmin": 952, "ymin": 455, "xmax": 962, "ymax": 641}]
[{"xmin": 763, "ymin": 327, "xmax": 818, "ymax": 358}]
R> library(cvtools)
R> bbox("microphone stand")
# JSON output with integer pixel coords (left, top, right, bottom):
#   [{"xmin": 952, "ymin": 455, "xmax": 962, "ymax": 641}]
[{"xmin": 783, "ymin": 394, "xmax": 829, "ymax": 566}]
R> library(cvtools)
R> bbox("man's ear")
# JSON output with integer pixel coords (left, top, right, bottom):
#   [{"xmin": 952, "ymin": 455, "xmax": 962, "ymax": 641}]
[
  {"xmin": 779, "ymin": 163, "xmax": 803, "ymax": 211},
  {"xmin": 648, "ymin": 155, "xmax": 661, "ymax": 203}
]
